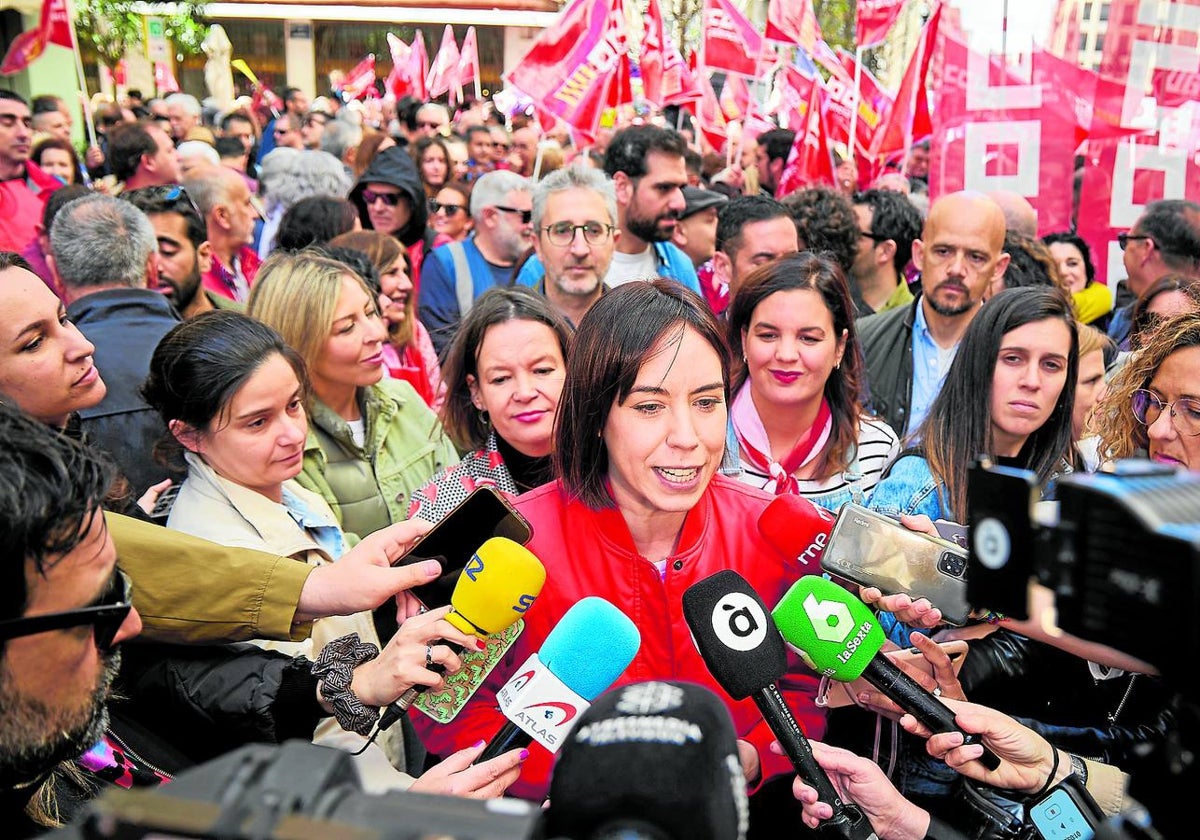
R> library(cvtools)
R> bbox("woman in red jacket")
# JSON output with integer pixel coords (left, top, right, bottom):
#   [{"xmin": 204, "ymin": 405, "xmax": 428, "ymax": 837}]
[{"xmin": 412, "ymin": 279, "xmax": 826, "ymax": 802}]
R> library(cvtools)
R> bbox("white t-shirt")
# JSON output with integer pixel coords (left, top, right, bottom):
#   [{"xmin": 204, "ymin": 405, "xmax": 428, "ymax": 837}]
[{"xmin": 604, "ymin": 245, "xmax": 659, "ymax": 287}]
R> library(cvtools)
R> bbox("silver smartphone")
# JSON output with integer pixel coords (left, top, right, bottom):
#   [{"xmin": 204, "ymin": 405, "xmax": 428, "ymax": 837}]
[{"xmin": 820, "ymin": 503, "xmax": 971, "ymax": 626}]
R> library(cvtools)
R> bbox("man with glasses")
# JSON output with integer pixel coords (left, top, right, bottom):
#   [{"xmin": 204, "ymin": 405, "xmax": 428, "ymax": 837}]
[
  {"xmin": 272, "ymin": 114, "xmax": 305, "ymax": 151},
  {"xmin": 850, "ymin": 188, "xmax": 923, "ymax": 315},
  {"xmin": 519, "ymin": 164, "xmax": 618, "ymax": 328},
  {"xmin": 1108, "ymin": 200, "xmax": 1200, "ymax": 349},
  {"xmin": 418, "ymin": 170, "xmax": 533, "ymax": 355},
  {"xmin": 0, "ymin": 90, "xmax": 63, "ymax": 252},
  {"xmin": 299, "ymin": 111, "xmax": 329, "ymax": 150},
  {"xmin": 415, "ymin": 102, "xmax": 450, "ymax": 138}
]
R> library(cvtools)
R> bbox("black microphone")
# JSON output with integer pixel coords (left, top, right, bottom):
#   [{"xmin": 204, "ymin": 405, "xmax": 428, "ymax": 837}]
[
  {"xmin": 682, "ymin": 570, "xmax": 877, "ymax": 840},
  {"xmin": 772, "ymin": 575, "xmax": 1001, "ymax": 771},
  {"xmin": 545, "ymin": 680, "xmax": 750, "ymax": 840}
]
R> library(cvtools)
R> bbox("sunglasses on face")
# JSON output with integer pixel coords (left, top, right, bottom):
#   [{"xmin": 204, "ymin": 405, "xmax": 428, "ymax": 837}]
[
  {"xmin": 418, "ymin": 120, "xmax": 445, "ymax": 130},
  {"xmin": 0, "ymin": 570, "xmax": 133, "ymax": 652},
  {"xmin": 1117, "ymin": 232, "xmax": 1153, "ymax": 251},
  {"xmin": 429, "ymin": 200, "xmax": 465, "ymax": 216},
  {"xmin": 494, "ymin": 205, "xmax": 532, "ymax": 225},
  {"xmin": 363, "ymin": 189, "xmax": 405, "ymax": 207}
]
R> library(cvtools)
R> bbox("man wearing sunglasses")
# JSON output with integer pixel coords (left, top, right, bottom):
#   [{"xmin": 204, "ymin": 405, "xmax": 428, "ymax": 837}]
[
  {"xmin": 418, "ymin": 170, "xmax": 534, "ymax": 356},
  {"xmin": 1108, "ymin": 199, "xmax": 1200, "ymax": 350}
]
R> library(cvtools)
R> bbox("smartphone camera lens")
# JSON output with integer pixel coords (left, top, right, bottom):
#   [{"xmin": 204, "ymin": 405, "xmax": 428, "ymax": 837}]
[{"xmin": 937, "ymin": 553, "xmax": 967, "ymax": 578}]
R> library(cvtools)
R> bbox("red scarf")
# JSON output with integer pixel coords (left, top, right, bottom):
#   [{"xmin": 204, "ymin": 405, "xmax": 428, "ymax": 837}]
[{"xmin": 734, "ymin": 394, "xmax": 832, "ymax": 495}]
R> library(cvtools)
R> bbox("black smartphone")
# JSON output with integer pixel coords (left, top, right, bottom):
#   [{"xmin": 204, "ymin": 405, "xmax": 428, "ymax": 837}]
[
  {"xmin": 394, "ymin": 486, "xmax": 533, "ymax": 609},
  {"xmin": 148, "ymin": 483, "xmax": 181, "ymax": 524}
]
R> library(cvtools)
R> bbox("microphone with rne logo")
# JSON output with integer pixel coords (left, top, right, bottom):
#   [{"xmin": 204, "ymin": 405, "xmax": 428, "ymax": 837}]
[
  {"xmin": 682, "ymin": 570, "xmax": 877, "ymax": 840},
  {"xmin": 545, "ymin": 680, "xmax": 750, "ymax": 840},
  {"xmin": 474, "ymin": 596, "xmax": 640, "ymax": 764},
  {"xmin": 377, "ymin": 536, "xmax": 546, "ymax": 731},
  {"xmin": 772, "ymin": 575, "xmax": 1001, "ymax": 771},
  {"xmin": 758, "ymin": 494, "xmax": 836, "ymax": 568}
]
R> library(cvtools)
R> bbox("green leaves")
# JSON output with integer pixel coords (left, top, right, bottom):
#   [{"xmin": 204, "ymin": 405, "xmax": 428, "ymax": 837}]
[{"xmin": 75, "ymin": 0, "xmax": 209, "ymax": 66}]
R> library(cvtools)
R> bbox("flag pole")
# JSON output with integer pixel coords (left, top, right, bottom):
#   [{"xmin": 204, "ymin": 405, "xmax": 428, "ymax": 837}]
[
  {"xmin": 848, "ymin": 44, "xmax": 863, "ymax": 165},
  {"xmin": 63, "ymin": 0, "xmax": 98, "ymax": 148}
]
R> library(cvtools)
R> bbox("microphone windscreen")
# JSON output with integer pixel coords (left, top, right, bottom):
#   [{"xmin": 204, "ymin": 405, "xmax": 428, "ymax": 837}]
[
  {"xmin": 681, "ymin": 570, "xmax": 787, "ymax": 701},
  {"xmin": 546, "ymin": 680, "xmax": 748, "ymax": 840},
  {"xmin": 540, "ymin": 597, "xmax": 640, "ymax": 701},
  {"xmin": 757, "ymin": 495, "xmax": 835, "ymax": 567},
  {"xmin": 771, "ymin": 575, "xmax": 886, "ymax": 682},
  {"xmin": 446, "ymin": 537, "xmax": 546, "ymax": 636}
]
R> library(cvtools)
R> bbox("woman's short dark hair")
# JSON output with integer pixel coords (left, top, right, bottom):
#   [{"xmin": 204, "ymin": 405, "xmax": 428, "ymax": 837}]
[
  {"xmin": 142, "ymin": 311, "xmax": 308, "ymax": 462},
  {"xmin": 1129, "ymin": 274, "xmax": 1200, "ymax": 350},
  {"xmin": 31, "ymin": 136, "xmax": 82, "ymax": 183},
  {"xmin": 915, "ymin": 286, "xmax": 1078, "ymax": 519},
  {"xmin": 1041, "ymin": 231, "xmax": 1096, "ymax": 286},
  {"xmin": 273, "ymin": 196, "xmax": 359, "ymax": 252},
  {"xmin": 440, "ymin": 286, "xmax": 572, "ymax": 452},
  {"xmin": 727, "ymin": 252, "xmax": 865, "ymax": 478},
  {"xmin": 556, "ymin": 279, "xmax": 730, "ymax": 509}
]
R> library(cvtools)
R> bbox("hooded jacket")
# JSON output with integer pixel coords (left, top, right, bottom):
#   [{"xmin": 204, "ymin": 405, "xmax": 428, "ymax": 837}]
[{"xmin": 349, "ymin": 147, "xmax": 428, "ymax": 247}]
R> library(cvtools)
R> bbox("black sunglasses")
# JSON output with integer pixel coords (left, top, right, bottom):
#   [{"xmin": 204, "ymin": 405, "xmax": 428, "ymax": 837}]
[
  {"xmin": 362, "ymin": 189, "xmax": 404, "ymax": 207},
  {"xmin": 1117, "ymin": 232, "xmax": 1153, "ymax": 251},
  {"xmin": 429, "ymin": 200, "xmax": 465, "ymax": 216},
  {"xmin": 0, "ymin": 570, "xmax": 133, "ymax": 652},
  {"xmin": 494, "ymin": 205, "xmax": 532, "ymax": 224}
]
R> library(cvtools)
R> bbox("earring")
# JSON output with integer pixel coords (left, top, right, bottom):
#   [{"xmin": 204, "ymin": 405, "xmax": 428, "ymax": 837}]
[
  {"xmin": 477, "ymin": 408, "xmax": 490, "ymax": 427},
  {"xmin": 835, "ymin": 361, "xmax": 841, "ymax": 370}
]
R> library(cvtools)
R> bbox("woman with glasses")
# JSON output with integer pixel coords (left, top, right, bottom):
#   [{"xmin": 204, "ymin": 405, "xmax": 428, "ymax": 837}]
[
  {"xmin": 429, "ymin": 180, "xmax": 473, "ymax": 247},
  {"xmin": 726, "ymin": 252, "xmax": 900, "ymax": 512},
  {"xmin": 411, "ymin": 136, "xmax": 450, "ymax": 200},
  {"xmin": 330, "ymin": 229, "xmax": 446, "ymax": 410},
  {"xmin": 409, "ymin": 287, "xmax": 570, "ymax": 524}
]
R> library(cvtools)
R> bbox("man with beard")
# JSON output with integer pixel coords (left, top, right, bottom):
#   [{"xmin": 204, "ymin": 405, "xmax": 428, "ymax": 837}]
[
  {"xmin": 520, "ymin": 164, "xmax": 617, "ymax": 328},
  {"xmin": 600, "ymin": 125, "xmax": 699, "ymax": 292},
  {"xmin": 0, "ymin": 405, "xmax": 141, "ymax": 836},
  {"xmin": 858, "ymin": 191, "xmax": 1010, "ymax": 437},
  {"xmin": 125, "ymin": 185, "xmax": 246, "ymax": 320}
]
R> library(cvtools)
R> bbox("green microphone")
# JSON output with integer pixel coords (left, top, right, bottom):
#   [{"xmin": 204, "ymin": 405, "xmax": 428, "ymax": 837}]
[{"xmin": 773, "ymin": 575, "xmax": 1000, "ymax": 771}]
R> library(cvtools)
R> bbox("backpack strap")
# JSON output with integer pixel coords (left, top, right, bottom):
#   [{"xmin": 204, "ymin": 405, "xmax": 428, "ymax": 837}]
[{"xmin": 448, "ymin": 241, "xmax": 474, "ymax": 318}]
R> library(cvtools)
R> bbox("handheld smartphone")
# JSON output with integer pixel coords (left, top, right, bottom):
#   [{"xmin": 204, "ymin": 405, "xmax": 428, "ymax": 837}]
[
  {"xmin": 1029, "ymin": 776, "xmax": 1103, "ymax": 840},
  {"xmin": 821, "ymin": 503, "xmax": 971, "ymax": 626},
  {"xmin": 148, "ymin": 482, "xmax": 181, "ymax": 524},
  {"xmin": 394, "ymin": 486, "xmax": 533, "ymax": 609},
  {"xmin": 820, "ymin": 640, "xmax": 969, "ymax": 708}
]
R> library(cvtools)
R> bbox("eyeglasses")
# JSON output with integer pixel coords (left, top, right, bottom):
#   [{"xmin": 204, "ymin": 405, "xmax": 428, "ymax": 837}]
[
  {"xmin": 543, "ymin": 221, "xmax": 615, "ymax": 247},
  {"xmin": 1132, "ymin": 389, "xmax": 1200, "ymax": 436},
  {"xmin": 1117, "ymin": 232, "xmax": 1154, "ymax": 251},
  {"xmin": 859, "ymin": 230, "xmax": 886, "ymax": 242},
  {"xmin": 123, "ymin": 184, "xmax": 203, "ymax": 220},
  {"xmin": 362, "ymin": 189, "xmax": 405, "ymax": 207},
  {"xmin": 0, "ymin": 571, "xmax": 133, "ymax": 652},
  {"xmin": 0, "ymin": 113, "xmax": 33, "ymax": 129},
  {"xmin": 492, "ymin": 141, "xmax": 510, "ymax": 151},
  {"xmin": 418, "ymin": 120, "xmax": 446, "ymax": 130},
  {"xmin": 494, "ymin": 206, "xmax": 532, "ymax": 224},
  {"xmin": 429, "ymin": 200, "xmax": 465, "ymax": 216}
]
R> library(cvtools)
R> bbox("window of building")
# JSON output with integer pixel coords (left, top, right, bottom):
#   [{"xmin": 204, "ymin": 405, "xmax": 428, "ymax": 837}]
[{"xmin": 179, "ymin": 20, "xmax": 286, "ymax": 100}]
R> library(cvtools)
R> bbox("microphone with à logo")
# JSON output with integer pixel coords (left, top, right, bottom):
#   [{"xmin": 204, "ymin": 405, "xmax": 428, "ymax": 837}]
[{"xmin": 683, "ymin": 570, "xmax": 878, "ymax": 840}]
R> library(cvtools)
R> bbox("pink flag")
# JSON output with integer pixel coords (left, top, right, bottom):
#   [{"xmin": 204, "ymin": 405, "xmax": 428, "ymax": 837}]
[
  {"xmin": 427, "ymin": 24, "xmax": 461, "ymax": 105},
  {"xmin": 0, "ymin": 0, "xmax": 71, "ymax": 75},
  {"xmin": 506, "ymin": 0, "xmax": 632, "ymax": 144},
  {"xmin": 642, "ymin": 0, "xmax": 703, "ymax": 108},
  {"xmin": 779, "ymin": 65, "xmax": 818, "ymax": 128},
  {"xmin": 154, "ymin": 61, "xmax": 180, "ymax": 94},
  {"xmin": 695, "ymin": 62, "xmax": 728, "ymax": 153},
  {"xmin": 458, "ymin": 26, "xmax": 481, "ymax": 100},
  {"xmin": 855, "ymin": 0, "xmax": 908, "ymax": 49},
  {"xmin": 868, "ymin": 1, "xmax": 940, "ymax": 170},
  {"xmin": 719, "ymin": 74, "xmax": 752, "ymax": 122},
  {"xmin": 766, "ymin": 0, "xmax": 822, "ymax": 51},
  {"xmin": 778, "ymin": 80, "xmax": 834, "ymax": 197},
  {"xmin": 703, "ymin": 0, "xmax": 777, "ymax": 77},
  {"xmin": 409, "ymin": 30, "xmax": 429, "ymax": 102},
  {"xmin": 338, "ymin": 54, "xmax": 377, "ymax": 101}
]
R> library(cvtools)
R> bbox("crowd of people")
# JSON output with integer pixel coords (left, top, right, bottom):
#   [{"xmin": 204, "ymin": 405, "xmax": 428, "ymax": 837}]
[{"xmin": 1, "ymin": 81, "xmax": 1198, "ymax": 839}]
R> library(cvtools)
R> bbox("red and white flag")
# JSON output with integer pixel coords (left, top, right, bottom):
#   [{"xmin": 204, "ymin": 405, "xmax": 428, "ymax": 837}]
[
  {"xmin": 641, "ymin": 0, "xmax": 703, "ymax": 108},
  {"xmin": 506, "ymin": 0, "xmax": 632, "ymax": 144},
  {"xmin": 703, "ymin": 0, "xmax": 777, "ymax": 77},
  {"xmin": 777, "ymin": 79, "xmax": 834, "ymax": 197},
  {"xmin": 855, "ymin": 0, "xmax": 908, "ymax": 49},
  {"xmin": 766, "ymin": 0, "xmax": 822, "ymax": 52},
  {"xmin": 695, "ymin": 62, "xmax": 728, "ymax": 153},
  {"xmin": 154, "ymin": 61, "xmax": 181, "ymax": 94},
  {"xmin": 868, "ymin": 1, "xmax": 940, "ymax": 170},
  {"xmin": 778, "ymin": 65, "xmax": 818, "ymax": 130},
  {"xmin": 719, "ymin": 73, "xmax": 752, "ymax": 122},
  {"xmin": 427, "ymin": 24, "xmax": 461, "ymax": 105},
  {"xmin": 339, "ymin": 54, "xmax": 377, "ymax": 101},
  {"xmin": 458, "ymin": 26, "xmax": 481, "ymax": 101},
  {"xmin": 1, "ymin": 0, "xmax": 72, "ymax": 75}
]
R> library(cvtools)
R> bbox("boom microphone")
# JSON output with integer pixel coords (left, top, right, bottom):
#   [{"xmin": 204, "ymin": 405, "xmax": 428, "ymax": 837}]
[
  {"xmin": 378, "ymin": 537, "xmax": 546, "ymax": 731},
  {"xmin": 475, "ymin": 597, "xmax": 640, "ymax": 764},
  {"xmin": 772, "ymin": 576, "xmax": 1001, "ymax": 771},
  {"xmin": 682, "ymin": 570, "xmax": 876, "ymax": 840},
  {"xmin": 757, "ymin": 494, "xmax": 836, "ymax": 569}
]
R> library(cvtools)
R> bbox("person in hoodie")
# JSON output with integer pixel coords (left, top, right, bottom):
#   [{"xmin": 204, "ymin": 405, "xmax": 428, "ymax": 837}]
[{"xmin": 349, "ymin": 146, "xmax": 434, "ymax": 300}]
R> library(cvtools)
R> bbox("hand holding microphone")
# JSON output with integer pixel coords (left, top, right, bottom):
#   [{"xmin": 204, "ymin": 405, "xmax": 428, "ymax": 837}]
[{"xmin": 771, "ymin": 576, "xmax": 1001, "ymax": 772}]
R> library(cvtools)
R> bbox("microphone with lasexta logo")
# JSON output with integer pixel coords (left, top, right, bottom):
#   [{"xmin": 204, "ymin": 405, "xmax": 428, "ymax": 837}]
[
  {"xmin": 682, "ymin": 570, "xmax": 877, "ymax": 840},
  {"xmin": 772, "ymin": 575, "xmax": 1001, "ymax": 771},
  {"xmin": 474, "ymin": 596, "xmax": 641, "ymax": 764},
  {"xmin": 377, "ymin": 536, "xmax": 546, "ymax": 732}
]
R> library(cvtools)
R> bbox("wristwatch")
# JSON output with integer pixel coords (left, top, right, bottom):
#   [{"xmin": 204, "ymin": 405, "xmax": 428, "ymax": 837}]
[{"xmin": 1067, "ymin": 752, "xmax": 1089, "ymax": 786}]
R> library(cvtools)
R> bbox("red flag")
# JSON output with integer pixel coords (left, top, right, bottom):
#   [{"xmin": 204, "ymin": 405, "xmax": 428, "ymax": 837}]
[
  {"xmin": 822, "ymin": 47, "xmax": 893, "ymax": 156},
  {"xmin": 458, "ymin": 26, "xmax": 481, "ymax": 100},
  {"xmin": 766, "ymin": 0, "xmax": 822, "ymax": 52},
  {"xmin": 855, "ymin": 0, "xmax": 908, "ymax": 49},
  {"xmin": 778, "ymin": 80, "xmax": 834, "ymax": 196},
  {"xmin": 154, "ymin": 61, "xmax": 180, "ymax": 94},
  {"xmin": 695, "ymin": 60, "xmax": 728, "ymax": 153},
  {"xmin": 703, "ymin": 0, "xmax": 777, "ymax": 77},
  {"xmin": 338, "ymin": 54, "xmax": 377, "ymax": 101},
  {"xmin": 1, "ymin": 0, "xmax": 71, "ymax": 75},
  {"xmin": 427, "ymin": 24, "xmax": 461, "ymax": 104},
  {"xmin": 719, "ymin": 74, "xmax": 752, "ymax": 121},
  {"xmin": 868, "ymin": 1, "xmax": 940, "ymax": 169},
  {"xmin": 641, "ymin": 0, "xmax": 703, "ymax": 108},
  {"xmin": 506, "ymin": 0, "xmax": 631, "ymax": 144},
  {"xmin": 385, "ymin": 34, "xmax": 412, "ymax": 100},
  {"xmin": 779, "ymin": 65, "xmax": 818, "ymax": 129},
  {"xmin": 113, "ymin": 59, "xmax": 128, "ymax": 87}
]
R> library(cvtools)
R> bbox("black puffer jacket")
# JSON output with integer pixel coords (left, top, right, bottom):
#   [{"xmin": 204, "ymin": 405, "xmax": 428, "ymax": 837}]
[{"xmin": 349, "ymin": 147, "xmax": 429, "ymax": 247}]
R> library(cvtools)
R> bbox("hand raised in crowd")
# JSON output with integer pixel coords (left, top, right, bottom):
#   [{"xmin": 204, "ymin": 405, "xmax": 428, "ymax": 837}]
[
  {"xmin": 410, "ymin": 740, "xmax": 527, "ymax": 799},
  {"xmin": 774, "ymin": 739, "xmax": 931, "ymax": 840},
  {"xmin": 347, "ymin": 605, "xmax": 484, "ymax": 707},
  {"xmin": 296, "ymin": 518, "xmax": 435, "ymax": 624}
]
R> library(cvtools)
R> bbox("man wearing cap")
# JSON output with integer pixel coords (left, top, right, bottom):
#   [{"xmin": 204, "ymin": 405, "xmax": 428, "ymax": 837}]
[{"xmin": 674, "ymin": 186, "xmax": 728, "ymax": 314}]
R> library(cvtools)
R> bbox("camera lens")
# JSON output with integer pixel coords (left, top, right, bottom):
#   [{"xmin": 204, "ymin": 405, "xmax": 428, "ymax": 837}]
[{"xmin": 938, "ymin": 553, "xmax": 967, "ymax": 578}]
